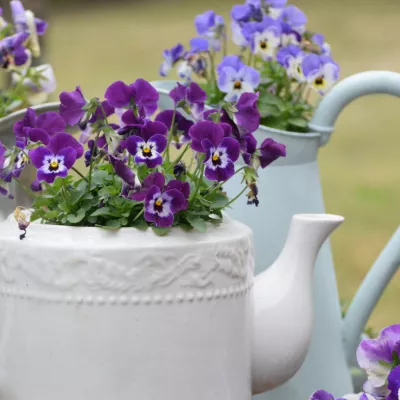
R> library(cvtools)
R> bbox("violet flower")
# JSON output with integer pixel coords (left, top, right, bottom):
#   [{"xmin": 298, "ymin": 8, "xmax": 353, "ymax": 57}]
[
  {"xmin": 14, "ymin": 108, "xmax": 66, "ymax": 147},
  {"xmin": 242, "ymin": 16, "xmax": 282, "ymax": 60},
  {"xmin": 143, "ymin": 174, "xmax": 188, "ymax": 228},
  {"xmin": 29, "ymin": 133, "xmax": 84, "ymax": 184},
  {"xmin": 301, "ymin": 54, "xmax": 340, "ymax": 94},
  {"xmin": 387, "ymin": 366, "xmax": 400, "ymax": 400},
  {"xmin": 11, "ymin": 1, "xmax": 47, "ymax": 36},
  {"xmin": 109, "ymin": 154, "xmax": 136, "ymax": 188},
  {"xmin": 280, "ymin": 21, "xmax": 301, "ymax": 46},
  {"xmin": 129, "ymin": 171, "xmax": 164, "ymax": 201},
  {"xmin": 105, "ymin": 79, "xmax": 159, "ymax": 117},
  {"xmin": 189, "ymin": 121, "xmax": 240, "ymax": 182},
  {"xmin": 189, "ymin": 37, "xmax": 210, "ymax": 53},
  {"xmin": 155, "ymin": 110, "xmax": 193, "ymax": 149},
  {"xmin": 234, "ymin": 92, "xmax": 261, "ymax": 135},
  {"xmin": 126, "ymin": 120, "xmax": 168, "ymax": 168},
  {"xmin": 258, "ymin": 138, "xmax": 286, "ymax": 168},
  {"xmin": 169, "ymin": 81, "xmax": 207, "ymax": 120},
  {"xmin": 195, "ymin": 10, "xmax": 224, "ymax": 51},
  {"xmin": 312, "ymin": 33, "xmax": 331, "ymax": 55},
  {"xmin": 59, "ymin": 86, "xmax": 87, "ymax": 126},
  {"xmin": 0, "ymin": 32, "xmax": 30, "ymax": 69},
  {"xmin": 279, "ymin": 5, "xmax": 307, "ymax": 33},
  {"xmin": 277, "ymin": 45, "xmax": 304, "ymax": 80},
  {"xmin": 357, "ymin": 324, "xmax": 400, "ymax": 389},
  {"xmin": 160, "ymin": 43, "xmax": 184, "ymax": 77},
  {"xmin": 217, "ymin": 56, "xmax": 260, "ymax": 102}
]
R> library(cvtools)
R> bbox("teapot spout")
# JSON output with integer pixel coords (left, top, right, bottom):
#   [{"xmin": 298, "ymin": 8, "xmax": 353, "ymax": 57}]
[{"xmin": 251, "ymin": 214, "xmax": 344, "ymax": 395}]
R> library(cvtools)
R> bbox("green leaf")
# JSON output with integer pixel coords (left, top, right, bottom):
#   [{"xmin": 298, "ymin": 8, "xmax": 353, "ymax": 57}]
[
  {"xmin": 90, "ymin": 207, "xmax": 116, "ymax": 217},
  {"xmin": 152, "ymin": 227, "xmax": 170, "ymax": 236},
  {"xmin": 258, "ymin": 103, "xmax": 281, "ymax": 118},
  {"xmin": 70, "ymin": 188, "xmax": 87, "ymax": 205},
  {"xmin": 186, "ymin": 215, "xmax": 207, "ymax": 233},
  {"xmin": 132, "ymin": 219, "xmax": 148, "ymax": 231},
  {"xmin": 91, "ymin": 170, "xmax": 110, "ymax": 186},
  {"xmin": 45, "ymin": 210, "xmax": 59, "ymax": 220},
  {"xmin": 66, "ymin": 208, "xmax": 86, "ymax": 224},
  {"xmin": 106, "ymin": 219, "xmax": 121, "ymax": 229},
  {"xmin": 205, "ymin": 191, "xmax": 229, "ymax": 209},
  {"xmin": 118, "ymin": 217, "xmax": 128, "ymax": 226},
  {"xmin": 98, "ymin": 186, "xmax": 118, "ymax": 197},
  {"xmin": 288, "ymin": 117, "xmax": 308, "ymax": 130},
  {"xmin": 87, "ymin": 216, "xmax": 97, "ymax": 224}
]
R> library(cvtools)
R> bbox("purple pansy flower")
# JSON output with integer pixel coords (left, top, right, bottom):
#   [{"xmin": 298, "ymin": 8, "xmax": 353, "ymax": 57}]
[
  {"xmin": 0, "ymin": 32, "xmax": 30, "ymax": 69},
  {"xmin": 279, "ymin": 5, "xmax": 307, "ymax": 33},
  {"xmin": 169, "ymin": 82, "xmax": 206, "ymax": 120},
  {"xmin": 387, "ymin": 366, "xmax": 400, "ymax": 400},
  {"xmin": 357, "ymin": 324, "xmax": 400, "ymax": 389},
  {"xmin": 302, "ymin": 54, "xmax": 340, "ymax": 94},
  {"xmin": 258, "ymin": 138, "xmax": 286, "ymax": 168},
  {"xmin": 234, "ymin": 92, "xmax": 261, "ymax": 135},
  {"xmin": 155, "ymin": 110, "xmax": 193, "ymax": 149},
  {"xmin": 29, "ymin": 133, "xmax": 84, "ymax": 184},
  {"xmin": 312, "ymin": 33, "xmax": 331, "ymax": 55},
  {"xmin": 231, "ymin": 20, "xmax": 249, "ymax": 47},
  {"xmin": 10, "ymin": 0, "xmax": 48, "ymax": 36},
  {"xmin": 30, "ymin": 179, "xmax": 42, "ymax": 192},
  {"xmin": 195, "ymin": 10, "xmax": 224, "ymax": 51},
  {"xmin": 189, "ymin": 121, "xmax": 240, "ymax": 182},
  {"xmin": 217, "ymin": 56, "xmax": 260, "ymax": 102},
  {"xmin": 242, "ymin": 16, "xmax": 282, "ymax": 60},
  {"xmin": 190, "ymin": 37, "xmax": 209, "ymax": 53},
  {"xmin": 109, "ymin": 154, "xmax": 136, "ymax": 188},
  {"xmin": 160, "ymin": 43, "xmax": 184, "ymax": 77},
  {"xmin": 128, "ymin": 171, "xmax": 164, "ymax": 201},
  {"xmin": 0, "ymin": 140, "xmax": 28, "ymax": 183},
  {"xmin": 59, "ymin": 86, "xmax": 87, "ymax": 126},
  {"xmin": 280, "ymin": 21, "xmax": 301, "ymax": 46},
  {"xmin": 126, "ymin": 120, "xmax": 168, "ymax": 168},
  {"xmin": 105, "ymin": 79, "xmax": 159, "ymax": 117},
  {"xmin": 14, "ymin": 108, "xmax": 66, "ymax": 147},
  {"xmin": 144, "ymin": 175, "xmax": 188, "ymax": 228},
  {"xmin": 309, "ymin": 390, "xmax": 336, "ymax": 400},
  {"xmin": 277, "ymin": 45, "xmax": 304, "ymax": 80}
]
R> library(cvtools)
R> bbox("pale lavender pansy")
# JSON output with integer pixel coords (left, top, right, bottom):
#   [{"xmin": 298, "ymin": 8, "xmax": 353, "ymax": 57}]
[
  {"xmin": 217, "ymin": 56, "xmax": 260, "ymax": 102},
  {"xmin": 195, "ymin": 10, "xmax": 224, "ymax": 51},
  {"xmin": 0, "ymin": 32, "xmax": 30, "ymax": 69},
  {"xmin": 279, "ymin": 5, "xmax": 307, "ymax": 33},
  {"xmin": 160, "ymin": 43, "xmax": 184, "ymax": 77}
]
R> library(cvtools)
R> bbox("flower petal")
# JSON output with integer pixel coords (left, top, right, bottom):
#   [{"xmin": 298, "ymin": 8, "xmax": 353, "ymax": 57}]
[
  {"xmin": 36, "ymin": 112, "xmax": 66, "ymax": 136},
  {"xmin": 219, "ymin": 137, "xmax": 240, "ymax": 162},
  {"xmin": 48, "ymin": 133, "xmax": 84, "ymax": 159},
  {"xmin": 29, "ymin": 146, "xmax": 52, "ymax": 169},
  {"xmin": 27, "ymin": 128, "xmax": 50, "ymax": 145},
  {"xmin": 104, "ymin": 81, "xmax": 133, "ymax": 108},
  {"xmin": 57, "ymin": 148, "xmax": 77, "ymax": 170},
  {"xmin": 148, "ymin": 134, "xmax": 167, "ymax": 154},
  {"xmin": 126, "ymin": 135, "xmax": 145, "ymax": 156},
  {"xmin": 163, "ymin": 188, "xmax": 186, "ymax": 213}
]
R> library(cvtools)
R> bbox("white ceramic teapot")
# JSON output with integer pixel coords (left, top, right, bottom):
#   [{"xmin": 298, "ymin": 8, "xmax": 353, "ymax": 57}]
[{"xmin": 0, "ymin": 213, "xmax": 343, "ymax": 400}]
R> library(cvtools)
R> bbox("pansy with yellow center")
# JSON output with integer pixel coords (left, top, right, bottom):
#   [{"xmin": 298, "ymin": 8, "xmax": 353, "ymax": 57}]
[{"xmin": 301, "ymin": 53, "xmax": 340, "ymax": 95}]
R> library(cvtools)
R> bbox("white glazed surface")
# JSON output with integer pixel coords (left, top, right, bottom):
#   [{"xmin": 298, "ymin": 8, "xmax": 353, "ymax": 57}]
[{"xmin": 0, "ymin": 217, "xmax": 254, "ymax": 400}]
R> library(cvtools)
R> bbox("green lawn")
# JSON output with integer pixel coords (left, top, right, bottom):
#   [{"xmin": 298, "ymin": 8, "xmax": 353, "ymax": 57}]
[{"xmin": 45, "ymin": 0, "xmax": 400, "ymax": 329}]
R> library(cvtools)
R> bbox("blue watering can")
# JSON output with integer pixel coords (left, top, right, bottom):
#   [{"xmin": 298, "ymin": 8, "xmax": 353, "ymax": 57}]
[
  {"xmin": 0, "ymin": 71, "xmax": 399, "ymax": 399},
  {"xmin": 151, "ymin": 71, "xmax": 400, "ymax": 399}
]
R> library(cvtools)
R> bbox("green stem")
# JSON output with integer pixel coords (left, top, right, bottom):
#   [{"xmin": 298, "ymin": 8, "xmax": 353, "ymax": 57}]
[
  {"xmin": 206, "ymin": 166, "xmax": 247, "ymax": 196},
  {"xmin": 132, "ymin": 208, "xmax": 144, "ymax": 223},
  {"xmin": 189, "ymin": 163, "xmax": 205, "ymax": 202},
  {"xmin": 223, "ymin": 186, "xmax": 247, "ymax": 208},
  {"xmin": 71, "ymin": 167, "xmax": 87, "ymax": 181},
  {"xmin": 165, "ymin": 108, "xmax": 177, "ymax": 163},
  {"xmin": 98, "ymin": 102, "xmax": 111, "ymax": 127},
  {"xmin": 208, "ymin": 51, "xmax": 218, "ymax": 91},
  {"xmin": 62, "ymin": 179, "xmax": 70, "ymax": 210},
  {"xmin": 171, "ymin": 144, "xmax": 190, "ymax": 168}
]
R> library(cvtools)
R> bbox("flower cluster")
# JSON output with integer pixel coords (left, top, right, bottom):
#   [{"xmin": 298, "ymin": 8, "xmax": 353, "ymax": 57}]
[
  {"xmin": 2, "ymin": 79, "xmax": 286, "ymax": 233},
  {"xmin": 159, "ymin": 0, "xmax": 339, "ymax": 132},
  {"xmin": 0, "ymin": 1, "xmax": 55, "ymax": 117},
  {"xmin": 309, "ymin": 324, "xmax": 400, "ymax": 400}
]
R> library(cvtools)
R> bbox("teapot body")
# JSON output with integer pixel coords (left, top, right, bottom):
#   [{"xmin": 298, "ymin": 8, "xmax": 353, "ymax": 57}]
[{"xmin": 0, "ymin": 217, "xmax": 255, "ymax": 400}]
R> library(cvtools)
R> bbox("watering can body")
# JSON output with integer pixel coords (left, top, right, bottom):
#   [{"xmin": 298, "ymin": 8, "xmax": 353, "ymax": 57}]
[{"xmin": 1, "ymin": 72, "xmax": 400, "ymax": 399}]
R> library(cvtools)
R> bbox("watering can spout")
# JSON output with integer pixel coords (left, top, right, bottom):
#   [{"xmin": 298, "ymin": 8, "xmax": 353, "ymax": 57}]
[{"xmin": 309, "ymin": 71, "xmax": 400, "ymax": 145}]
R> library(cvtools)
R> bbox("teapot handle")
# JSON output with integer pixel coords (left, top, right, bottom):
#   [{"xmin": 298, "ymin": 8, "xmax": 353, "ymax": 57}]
[
  {"xmin": 309, "ymin": 71, "xmax": 400, "ymax": 146},
  {"xmin": 342, "ymin": 226, "xmax": 400, "ymax": 364}
]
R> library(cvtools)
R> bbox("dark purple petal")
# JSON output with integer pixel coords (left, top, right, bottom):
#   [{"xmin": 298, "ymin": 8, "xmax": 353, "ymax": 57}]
[
  {"xmin": 201, "ymin": 138, "xmax": 213, "ymax": 164},
  {"xmin": 27, "ymin": 128, "xmax": 50, "ymax": 145},
  {"xmin": 48, "ymin": 133, "xmax": 84, "ymax": 159},
  {"xmin": 104, "ymin": 81, "xmax": 133, "ymax": 108},
  {"xmin": 141, "ymin": 120, "xmax": 168, "ymax": 142},
  {"xmin": 59, "ymin": 86, "xmax": 86, "ymax": 126},
  {"xmin": 30, "ymin": 179, "xmax": 42, "ymax": 192},
  {"xmin": 36, "ymin": 112, "xmax": 66, "ymax": 136},
  {"xmin": 57, "ymin": 147, "xmax": 77, "ymax": 170},
  {"xmin": 219, "ymin": 137, "xmax": 240, "ymax": 162},
  {"xmin": 387, "ymin": 366, "xmax": 400, "ymax": 400},
  {"xmin": 204, "ymin": 164, "xmax": 217, "ymax": 181},
  {"xmin": 109, "ymin": 155, "xmax": 136, "ymax": 186},
  {"xmin": 216, "ymin": 160, "xmax": 235, "ymax": 181},
  {"xmin": 189, "ymin": 121, "xmax": 224, "ymax": 152},
  {"xmin": 169, "ymin": 82, "xmax": 188, "ymax": 104},
  {"xmin": 148, "ymin": 134, "xmax": 167, "ymax": 154},
  {"xmin": 136, "ymin": 153, "xmax": 163, "ymax": 169},
  {"xmin": 165, "ymin": 180, "xmax": 190, "ymax": 201},
  {"xmin": 132, "ymin": 79, "xmax": 159, "ymax": 117},
  {"xmin": 37, "ymin": 167, "xmax": 66, "ymax": 184},
  {"xmin": 29, "ymin": 146, "xmax": 53, "ymax": 169},
  {"xmin": 126, "ymin": 135, "xmax": 144, "ymax": 156},
  {"xmin": 12, "ymin": 46, "xmax": 29, "ymax": 66},
  {"xmin": 308, "ymin": 390, "xmax": 335, "ymax": 400},
  {"xmin": 235, "ymin": 92, "xmax": 260, "ymax": 134},
  {"xmin": 163, "ymin": 188, "xmax": 186, "ymax": 213},
  {"xmin": 13, "ymin": 108, "xmax": 36, "ymax": 137},
  {"xmin": 145, "ymin": 185, "xmax": 162, "ymax": 209},
  {"xmin": 186, "ymin": 82, "xmax": 207, "ymax": 106},
  {"xmin": 35, "ymin": 17, "xmax": 48, "ymax": 35},
  {"xmin": 144, "ymin": 172, "xmax": 165, "ymax": 191},
  {"xmin": 153, "ymin": 213, "xmax": 174, "ymax": 228},
  {"xmin": 259, "ymin": 138, "xmax": 286, "ymax": 168}
]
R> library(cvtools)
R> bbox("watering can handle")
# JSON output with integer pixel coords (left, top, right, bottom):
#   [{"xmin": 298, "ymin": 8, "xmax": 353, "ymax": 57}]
[
  {"xmin": 342, "ymin": 226, "xmax": 400, "ymax": 364},
  {"xmin": 309, "ymin": 71, "xmax": 400, "ymax": 146}
]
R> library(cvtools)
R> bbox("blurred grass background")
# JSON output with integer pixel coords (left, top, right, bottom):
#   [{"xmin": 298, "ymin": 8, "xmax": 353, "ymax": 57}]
[{"xmin": 14, "ymin": 0, "xmax": 400, "ymax": 329}]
